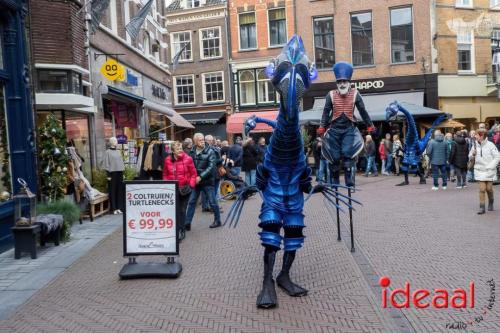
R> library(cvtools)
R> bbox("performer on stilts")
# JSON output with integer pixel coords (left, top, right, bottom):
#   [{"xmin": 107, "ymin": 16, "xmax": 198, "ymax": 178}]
[{"xmin": 317, "ymin": 62, "xmax": 376, "ymax": 187}]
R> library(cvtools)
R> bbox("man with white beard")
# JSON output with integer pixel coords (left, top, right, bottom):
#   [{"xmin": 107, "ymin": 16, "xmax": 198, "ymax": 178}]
[{"xmin": 317, "ymin": 61, "xmax": 375, "ymax": 186}]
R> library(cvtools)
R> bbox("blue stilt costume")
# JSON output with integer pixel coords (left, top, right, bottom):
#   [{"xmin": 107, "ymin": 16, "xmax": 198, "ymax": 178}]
[{"xmin": 223, "ymin": 36, "xmax": 360, "ymax": 309}]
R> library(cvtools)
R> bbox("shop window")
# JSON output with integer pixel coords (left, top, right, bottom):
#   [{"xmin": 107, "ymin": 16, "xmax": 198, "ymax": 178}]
[
  {"xmin": 0, "ymin": 86, "xmax": 11, "ymax": 195},
  {"xmin": 351, "ymin": 12, "xmax": 374, "ymax": 67},
  {"xmin": 200, "ymin": 27, "xmax": 221, "ymax": 59},
  {"xmin": 65, "ymin": 112, "xmax": 92, "ymax": 180},
  {"xmin": 257, "ymin": 69, "xmax": 275, "ymax": 103},
  {"xmin": 239, "ymin": 70, "xmax": 255, "ymax": 105},
  {"xmin": 174, "ymin": 75, "xmax": 195, "ymax": 105},
  {"xmin": 72, "ymin": 72, "xmax": 82, "ymax": 94},
  {"xmin": 269, "ymin": 8, "xmax": 287, "ymax": 46},
  {"xmin": 203, "ymin": 72, "xmax": 224, "ymax": 103},
  {"xmin": 239, "ymin": 12, "xmax": 257, "ymax": 50},
  {"xmin": 390, "ymin": 7, "xmax": 414, "ymax": 64},
  {"xmin": 313, "ymin": 17, "xmax": 335, "ymax": 70},
  {"xmin": 457, "ymin": 30, "xmax": 474, "ymax": 72}
]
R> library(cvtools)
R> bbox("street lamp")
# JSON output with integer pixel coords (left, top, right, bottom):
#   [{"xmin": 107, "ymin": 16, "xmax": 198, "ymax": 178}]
[{"xmin": 14, "ymin": 178, "xmax": 36, "ymax": 226}]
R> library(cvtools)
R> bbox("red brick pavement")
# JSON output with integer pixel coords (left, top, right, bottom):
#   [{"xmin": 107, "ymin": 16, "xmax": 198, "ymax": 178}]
[{"xmin": 0, "ymin": 182, "xmax": 397, "ymax": 333}]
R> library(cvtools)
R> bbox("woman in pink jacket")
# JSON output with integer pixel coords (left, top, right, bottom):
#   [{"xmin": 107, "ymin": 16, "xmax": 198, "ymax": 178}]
[
  {"xmin": 378, "ymin": 139, "xmax": 386, "ymax": 176},
  {"xmin": 163, "ymin": 141, "xmax": 197, "ymax": 240}
]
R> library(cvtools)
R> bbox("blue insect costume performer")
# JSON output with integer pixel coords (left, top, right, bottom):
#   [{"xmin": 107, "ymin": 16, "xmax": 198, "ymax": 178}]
[
  {"xmin": 317, "ymin": 62, "xmax": 376, "ymax": 187},
  {"xmin": 224, "ymin": 36, "xmax": 359, "ymax": 309},
  {"xmin": 385, "ymin": 102, "xmax": 447, "ymax": 186}
]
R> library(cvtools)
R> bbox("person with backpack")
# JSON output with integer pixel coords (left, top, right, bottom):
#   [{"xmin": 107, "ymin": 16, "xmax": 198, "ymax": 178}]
[{"xmin": 449, "ymin": 131, "xmax": 469, "ymax": 189}]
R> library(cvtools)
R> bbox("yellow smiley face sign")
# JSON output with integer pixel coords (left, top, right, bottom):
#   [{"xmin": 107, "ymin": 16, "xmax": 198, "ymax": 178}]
[{"xmin": 100, "ymin": 59, "xmax": 125, "ymax": 81}]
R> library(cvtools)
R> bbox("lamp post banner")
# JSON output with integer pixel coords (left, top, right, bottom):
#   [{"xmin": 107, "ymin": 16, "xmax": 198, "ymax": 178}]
[{"xmin": 123, "ymin": 181, "xmax": 178, "ymax": 256}]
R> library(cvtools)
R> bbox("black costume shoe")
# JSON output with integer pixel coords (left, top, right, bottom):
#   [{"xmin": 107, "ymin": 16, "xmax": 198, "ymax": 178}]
[
  {"xmin": 478, "ymin": 205, "xmax": 486, "ymax": 215},
  {"xmin": 257, "ymin": 250, "xmax": 278, "ymax": 309},
  {"xmin": 488, "ymin": 199, "xmax": 494, "ymax": 211},
  {"xmin": 209, "ymin": 221, "xmax": 221, "ymax": 228},
  {"xmin": 396, "ymin": 181, "xmax": 409, "ymax": 186},
  {"xmin": 179, "ymin": 228, "xmax": 186, "ymax": 241},
  {"xmin": 185, "ymin": 224, "xmax": 191, "ymax": 231},
  {"xmin": 419, "ymin": 179, "xmax": 426, "ymax": 185},
  {"xmin": 276, "ymin": 251, "xmax": 308, "ymax": 297}
]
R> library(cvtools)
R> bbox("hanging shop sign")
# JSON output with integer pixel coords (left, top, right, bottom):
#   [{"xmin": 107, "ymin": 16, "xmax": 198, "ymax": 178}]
[
  {"xmin": 100, "ymin": 59, "xmax": 125, "ymax": 81},
  {"xmin": 126, "ymin": 69, "xmax": 138, "ymax": 87},
  {"xmin": 123, "ymin": 181, "xmax": 179, "ymax": 256}
]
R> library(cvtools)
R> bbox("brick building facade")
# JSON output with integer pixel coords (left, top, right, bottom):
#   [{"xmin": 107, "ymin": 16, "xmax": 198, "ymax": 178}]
[
  {"xmin": 226, "ymin": 0, "xmax": 295, "ymax": 140},
  {"xmin": 294, "ymin": 0, "xmax": 439, "ymax": 133},
  {"xmin": 434, "ymin": 0, "xmax": 500, "ymax": 128},
  {"xmin": 165, "ymin": 0, "xmax": 231, "ymax": 140}
]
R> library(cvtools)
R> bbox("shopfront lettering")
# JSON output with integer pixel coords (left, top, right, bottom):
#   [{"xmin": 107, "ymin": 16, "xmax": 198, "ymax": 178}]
[
  {"xmin": 168, "ymin": 11, "xmax": 224, "ymax": 24},
  {"xmin": 352, "ymin": 80, "xmax": 385, "ymax": 90},
  {"xmin": 152, "ymin": 84, "xmax": 166, "ymax": 100}
]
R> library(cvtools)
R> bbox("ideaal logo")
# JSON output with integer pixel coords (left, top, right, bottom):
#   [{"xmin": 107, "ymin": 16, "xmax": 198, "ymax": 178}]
[{"xmin": 379, "ymin": 277, "xmax": 496, "ymax": 330}]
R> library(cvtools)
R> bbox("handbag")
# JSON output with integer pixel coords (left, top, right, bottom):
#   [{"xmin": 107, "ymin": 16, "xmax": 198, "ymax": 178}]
[
  {"xmin": 467, "ymin": 143, "xmax": 476, "ymax": 170},
  {"xmin": 179, "ymin": 185, "xmax": 192, "ymax": 196},
  {"xmin": 218, "ymin": 165, "xmax": 227, "ymax": 177}
]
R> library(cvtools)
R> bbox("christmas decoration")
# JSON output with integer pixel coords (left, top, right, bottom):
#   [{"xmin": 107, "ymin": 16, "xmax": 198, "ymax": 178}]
[
  {"xmin": 0, "ymin": 103, "xmax": 11, "ymax": 193},
  {"xmin": 0, "ymin": 191, "xmax": 10, "ymax": 202},
  {"xmin": 38, "ymin": 113, "xmax": 69, "ymax": 201}
]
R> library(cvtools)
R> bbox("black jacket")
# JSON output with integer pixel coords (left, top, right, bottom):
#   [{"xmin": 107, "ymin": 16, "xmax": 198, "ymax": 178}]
[
  {"xmin": 242, "ymin": 143, "xmax": 260, "ymax": 171},
  {"xmin": 189, "ymin": 144, "xmax": 216, "ymax": 186},
  {"xmin": 450, "ymin": 135, "xmax": 469, "ymax": 169},
  {"xmin": 365, "ymin": 141, "xmax": 376, "ymax": 157}
]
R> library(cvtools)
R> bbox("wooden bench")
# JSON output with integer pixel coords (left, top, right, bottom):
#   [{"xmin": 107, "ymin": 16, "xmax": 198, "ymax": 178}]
[{"xmin": 82, "ymin": 194, "xmax": 110, "ymax": 221}]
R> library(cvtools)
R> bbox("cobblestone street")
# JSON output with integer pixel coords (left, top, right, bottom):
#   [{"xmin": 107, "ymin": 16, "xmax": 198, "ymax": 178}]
[{"xmin": 0, "ymin": 176, "xmax": 499, "ymax": 332}]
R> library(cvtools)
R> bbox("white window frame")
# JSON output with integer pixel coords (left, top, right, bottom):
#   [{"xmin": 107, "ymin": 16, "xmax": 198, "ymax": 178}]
[
  {"xmin": 349, "ymin": 11, "xmax": 375, "ymax": 67},
  {"xmin": 185, "ymin": 0, "xmax": 200, "ymax": 9},
  {"xmin": 202, "ymin": 71, "xmax": 225, "ymax": 103},
  {"xmin": 256, "ymin": 69, "xmax": 275, "ymax": 103},
  {"xmin": 199, "ymin": 26, "xmax": 223, "ymax": 60},
  {"xmin": 312, "ymin": 16, "xmax": 335, "ymax": 71},
  {"xmin": 170, "ymin": 31, "xmax": 192, "ymax": 62},
  {"xmin": 267, "ymin": 7, "xmax": 288, "ymax": 48},
  {"xmin": 457, "ymin": 29, "xmax": 475, "ymax": 74},
  {"xmin": 389, "ymin": 6, "xmax": 415, "ymax": 65},
  {"xmin": 238, "ymin": 11, "xmax": 258, "ymax": 51},
  {"xmin": 173, "ymin": 74, "xmax": 196, "ymax": 106},
  {"xmin": 456, "ymin": 0, "xmax": 473, "ymax": 8},
  {"xmin": 109, "ymin": 0, "xmax": 118, "ymax": 34},
  {"xmin": 238, "ymin": 70, "xmax": 256, "ymax": 106}
]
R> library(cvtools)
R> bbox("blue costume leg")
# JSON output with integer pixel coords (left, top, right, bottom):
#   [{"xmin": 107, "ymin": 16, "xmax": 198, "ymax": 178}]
[
  {"xmin": 256, "ymin": 205, "xmax": 283, "ymax": 308},
  {"xmin": 277, "ymin": 213, "xmax": 308, "ymax": 296}
]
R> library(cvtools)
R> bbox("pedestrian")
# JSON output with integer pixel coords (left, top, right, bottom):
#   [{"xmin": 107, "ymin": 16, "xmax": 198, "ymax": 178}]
[
  {"xmin": 427, "ymin": 130, "xmax": 449, "ymax": 190},
  {"xmin": 228, "ymin": 137, "xmax": 243, "ymax": 176},
  {"xmin": 182, "ymin": 137, "xmax": 193, "ymax": 154},
  {"xmin": 257, "ymin": 137, "xmax": 267, "ymax": 164},
  {"xmin": 163, "ymin": 141, "xmax": 197, "ymax": 240},
  {"xmin": 221, "ymin": 140, "xmax": 230, "ymax": 157},
  {"xmin": 312, "ymin": 138, "xmax": 322, "ymax": 179},
  {"xmin": 467, "ymin": 130, "xmax": 477, "ymax": 182},
  {"xmin": 185, "ymin": 133, "xmax": 222, "ymax": 229},
  {"xmin": 201, "ymin": 135, "xmax": 223, "ymax": 212},
  {"xmin": 384, "ymin": 133, "xmax": 393, "ymax": 175},
  {"xmin": 445, "ymin": 132, "xmax": 456, "ymax": 182},
  {"xmin": 242, "ymin": 138, "xmax": 259, "ymax": 186},
  {"xmin": 379, "ymin": 139, "xmax": 387, "ymax": 175},
  {"xmin": 392, "ymin": 134, "xmax": 403, "ymax": 176},
  {"xmin": 469, "ymin": 128, "xmax": 500, "ymax": 214},
  {"xmin": 449, "ymin": 131, "xmax": 469, "ymax": 189},
  {"xmin": 364, "ymin": 135, "xmax": 378, "ymax": 177}
]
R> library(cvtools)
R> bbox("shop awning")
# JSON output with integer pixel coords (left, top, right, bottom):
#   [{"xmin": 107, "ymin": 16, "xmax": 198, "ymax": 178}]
[
  {"xmin": 421, "ymin": 119, "xmax": 466, "ymax": 129},
  {"xmin": 181, "ymin": 111, "xmax": 226, "ymax": 124},
  {"xmin": 35, "ymin": 93, "xmax": 95, "ymax": 112},
  {"xmin": 106, "ymin": 86, "xmax": 144, "ymax": 103},
  {"xmin": 300, "ymin": 91, "xmax": 432, "ymax": 125},
  {"xmin": 167, "ymin": 111, "xmax": 194, "ymax": 129},
  {"xmin": 143, "ymin": 100, "xmax": 174, "ymax": 116},
  {"xmin": 227, "ymin": 111, "xmax": 279, "ymax": 133}
]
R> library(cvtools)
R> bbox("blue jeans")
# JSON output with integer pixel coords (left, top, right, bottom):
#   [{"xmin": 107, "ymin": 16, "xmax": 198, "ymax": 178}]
[
  {"xmin": 385, "ymin": 155, "xmax": 393, "ymax": 174},
  {"xmin": 365, "ymin": 156, "xmax": 378, "ymax": 175},
  {"xmin": 432, "ymin": 164, "xmax": 447, "ymax": 187},
  {"xmin": 317, "ymin": 158, "xmax": 329, "ymax": 182},
  {"xmin": 185, "ymin": 185, "xmax": 221, "ymax": 226},
  {"xmin": 232, "ymin": 167, "xmax": 241, "ymax": 177},
  {"xmin": 202, "ymin": 178, "xmax": 221, "ymax": 208},
  {"xmin": 245, "ymin": 169, "xmax": 256, "ymax": 186}
]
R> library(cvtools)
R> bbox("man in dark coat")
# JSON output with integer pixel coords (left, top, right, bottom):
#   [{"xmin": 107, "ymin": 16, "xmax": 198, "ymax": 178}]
[
  {"xmin": 185, "ymin": 133, "xmax": 221, "ymax": 229},
  {"xmin": 450, "ymin": 131, "xmax": 470, "ymax": 188},
  {"xmin": 228, "ymin": 137, "xmax": 243, "ymax": 176}
]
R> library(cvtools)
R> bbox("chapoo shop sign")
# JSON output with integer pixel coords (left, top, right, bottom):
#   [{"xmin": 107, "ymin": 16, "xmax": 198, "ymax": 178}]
[{"xmin": 123, "ymin": 181, "xmax": 179, "ymax": 256}]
